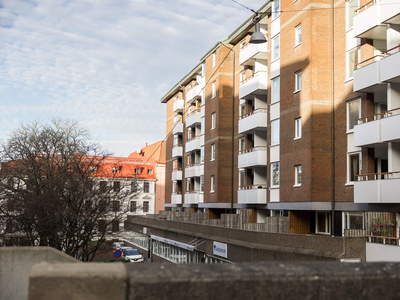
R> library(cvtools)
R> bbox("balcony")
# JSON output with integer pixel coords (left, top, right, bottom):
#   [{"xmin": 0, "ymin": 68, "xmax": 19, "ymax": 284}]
[
  {"xmin": 237, "ymin": 186, "xmax": 267, "ymax": 204},
  {"xmin": 186, "ymin": 78, "xmax": 205, "ymax": 102},
  {"xmin": 185, "ymin": 164, "xmax": 203, "ymax": 178},
  {"xmin": 354, "ymin": 114, "xmax": 382, "ymax": 147},
  {"xmin": 172, "ymin": 145, "xmax": 183, "ymax": 158},
  {"xmin": 238, "ymin": 108, "xmax": 268, "ymax": 134},
  {"xmin": 171, "ymin": 193, "xmax": 182, "ymax": 204},
  {"xmin": 184, "ymin": 191, "xmax": 201, "ymax": 204},
  {"xmin": 173, "ymin": 122, "xmax": 183, "ymax": 135},
  {"xmin": 354, "ymin": 172, "xmax": 400, "ymax": 203},
  {"xmin": 380, "ymin": 47, "xmax": 400, "ymax": 83},
  {"xmin": 238, "ymin": 146, "xmax": 268, "ymax": 168},
  {"xmin": 173, "ymin": 99, "xmax": 184, "ymax": 113},
  {"xmin": 353, "ymin": 56, "xmax": 385, "ymax": 93},
  {"xmin": 172, "ymin": 169, "xmax": 182, "ymax": 181},
  {"xmin": 381, "ymin": 108, "xmax": 400, "ymax": 142},
  {"xmin": 185, "ymin": 136, "xmax": 201, "ymax": 153},
  {"xmin": 353, "ymin": 1, "xmax": 386, "ymax": 39},
  {"xmin": 239, "ymin": 71, "xmax": 268, "ymax": 100},
  {"xmin": 186, "ymin": 109, "xmax": 201, "ymax": 127},
  {"xmin": 239, "ymin": 42, "xmax": 268, "ymax": 66}
]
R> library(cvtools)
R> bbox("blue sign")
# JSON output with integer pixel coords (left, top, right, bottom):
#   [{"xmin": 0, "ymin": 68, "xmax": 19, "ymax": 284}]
[{"xmin": 114, "ymin": 249, "xmax": 122, "ymax": 258}]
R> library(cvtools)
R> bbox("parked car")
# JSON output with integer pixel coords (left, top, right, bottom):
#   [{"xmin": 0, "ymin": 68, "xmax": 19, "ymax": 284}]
[
  {"xmin": 123, "ymin": 249, "xmax": 144, "ymax": 263},
  {"xmin": 113, "ymin": 242, "xmax": 126, "ymax": 249}
]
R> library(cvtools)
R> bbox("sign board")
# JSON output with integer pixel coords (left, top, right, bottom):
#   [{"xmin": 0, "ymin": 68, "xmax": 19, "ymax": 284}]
[
  {"xmin": 114, "ymin": 249, "xmax": 122, "ymax": 258},
  {"xmin": 213, "ymin": 241, "xmax": 227, "ymax": 258}
]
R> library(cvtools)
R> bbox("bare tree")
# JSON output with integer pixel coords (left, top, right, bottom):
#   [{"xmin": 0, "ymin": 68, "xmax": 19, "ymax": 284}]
[{"xmin": 0, "ymin": 119, "xmax": 135, "ymax": 261}]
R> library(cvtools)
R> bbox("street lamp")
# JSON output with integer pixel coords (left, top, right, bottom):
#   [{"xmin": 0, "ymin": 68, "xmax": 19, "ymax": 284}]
[{"xmin": 249, "ymin": 14, "xmax": 267, "ymax": 44}]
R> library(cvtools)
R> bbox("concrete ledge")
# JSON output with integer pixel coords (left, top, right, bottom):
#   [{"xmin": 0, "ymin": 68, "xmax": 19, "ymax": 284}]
[{"xmin": 29, "ymin": 263, "xmax": 127, "ymax": 300}]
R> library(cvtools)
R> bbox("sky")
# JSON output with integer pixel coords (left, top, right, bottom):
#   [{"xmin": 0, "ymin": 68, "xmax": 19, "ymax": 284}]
[{"xmin": 0, "ymin": 0, "xmax": 267, "ymax": 157}]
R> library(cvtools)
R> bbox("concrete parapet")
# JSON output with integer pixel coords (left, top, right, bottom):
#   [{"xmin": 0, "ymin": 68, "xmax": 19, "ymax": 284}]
[
  {"xmin": 28, "ymin": 261, "xmax": 400, "ymax": 300},
  {"xmin": 29, "ymin": 263, "xmax": 127, "ymax": 300},
  {"xmin": 0, "ymin": 247, "xmax": 78, "ymax": 300}
]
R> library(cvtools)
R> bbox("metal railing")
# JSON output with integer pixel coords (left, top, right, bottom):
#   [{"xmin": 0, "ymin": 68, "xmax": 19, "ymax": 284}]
[
  {"xmin": 367, "ymin": 235, "xmax": 400, "ymax": 245},
  {"xmin": 355, "ymin": 0, "xmax": 380, "ymax": 13},
  {"xmin": 239, "ymin": 71, "xmax": 267, "ymax": 85},
  {"xmin": 357, "ymin": 171, "xmax": 400, "ymax": 181},
  {"xmin": 239, "ymin": 108, "xmax": 268, "ymax": 120},
  {"xmin": 187, "ymin": 108, "xmax": 200, "ymax": 117},
  {"xmin": 357, "ymin": 107, "xmax": 400, "ymax": 124},
  {"xmin": 238, "ymin": 184, "xmax": 268, "ymax": 190}
]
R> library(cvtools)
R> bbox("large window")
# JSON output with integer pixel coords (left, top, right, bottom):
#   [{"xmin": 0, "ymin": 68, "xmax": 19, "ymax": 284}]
[
  {"xmin": 346, "ymin": 47, "xmax": 359, "ymax": 79},
  {"xmin": 316, "ymin": 211, "xmax": 331, "ymax": 235},
  {"xmin": 201, "ymin": 117, "xmax": 205, "ymax": 135},
  {"xmin": 348, "ymin": 152, "xmax": 361, "ymax": 182},
  {"xmin": 271, "ymin": 76, "xmax": 280, "ymax": 103},
  {"xmin": 295, "ymin": 165, "xmax": 302, "ymax": 186},
  {"xmin": 212, "ymin": 81, "xmax": 216, "ymax": 98},
  {"xmin": 130, "ymin": 201, "xmax": 137, "ymax": 212},
  {"xmin": 295, "ymin": 24, "xmax": 302, "ymax": 46},
  {"xmin": 272, "ymin": 0, "xmax": 280, "ymax": 19},
  {"xmin": 271, "ymin": 162, "xmax": 280, "ymax": 187},
  {"xmin": 346, "ymin": 0, "xmax": 358, "ymax": 29},
  {"xmin": 343, "ymin": 212, "xmax": 364, "ymax": 231},
  {"xmin": 143, "ymin": 182, "xmax": 150, "ymax": 193},
  {"xmin": 347, "ymin": 99, "xmax": 360, "ymax": 131},
  {"xmin": 200, "ymin": 175, "xmax": 204, "ymax": 192},
  {"xmin": 113, "ymin": 181, "xmax": 120, "ymax": 192},
  {"xmin": 271, "ymin": 119, "xmax": 280, "ymax": 145},
  {"xmin": 210, "ymin": 175, "xmax": 215, "ymax": 192},
  {"xmin": 295, "ymin": 117, "xmax": 302, "ymax": 139},
  {"xmin": 272, "ymin": 34, "xmax": 280, "ymax": 60},
  {"xmin": 212, "ymin": 52, "xmax": 216, "ymax": 68},
  {"xmin": 100, "ymin": 181, "xmax": 107, "ymax": 193},
  {"xmin": 211, "ymin": 144, "xmax": 215, "ymax": 161},
  {"xmin": 143, "ymin": 201, "xmax": 149, "ymax": 213},
  {"xmin": 112, "ymin": 219, "xmax": 119, "ymax": 232},
  {"xmin": 211, "ymin": 112, "xmax": 216, "ymax": 130},
  {"xmin": 112, "ymin": 201, "xmax": 120, "ymax": 212},
  {"xmin": 295, "ymin": 71, "xmax": 302, "ymax": 92}
]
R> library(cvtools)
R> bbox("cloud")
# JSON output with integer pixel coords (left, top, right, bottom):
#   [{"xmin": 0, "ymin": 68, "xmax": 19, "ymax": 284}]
[{"xmin": 0, "ymin": 0, "xmax": 266, "ymax": 156}]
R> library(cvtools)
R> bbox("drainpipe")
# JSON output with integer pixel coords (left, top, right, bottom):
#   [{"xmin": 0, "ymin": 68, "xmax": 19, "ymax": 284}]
[
  {"xmin": 220, "ymin": 41, "xmax": 235, "ymax": 214},
  {"xmin": 331, "ymin": 0, "xmax": 336, "ymax": 237},
  {"xmin": 178, "ymin": 80, "xmax": 185, "ymax": 209}
]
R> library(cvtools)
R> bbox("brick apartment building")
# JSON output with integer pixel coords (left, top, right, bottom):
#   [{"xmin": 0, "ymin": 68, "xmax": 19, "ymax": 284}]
[{"xmin": 160, "ymin": 0, "xmax": 400, "ymax": 237}]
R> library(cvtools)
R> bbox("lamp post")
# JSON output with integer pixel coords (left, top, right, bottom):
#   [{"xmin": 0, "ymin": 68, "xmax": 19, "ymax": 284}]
[{"xmin": 249, "ymin": 13, "xmax": 267, "ymax": 44}]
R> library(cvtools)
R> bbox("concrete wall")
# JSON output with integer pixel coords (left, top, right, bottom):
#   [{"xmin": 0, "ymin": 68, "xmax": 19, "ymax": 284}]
[
  {"xmin": 0, "ymin": 247, "xmax": 78, "ymax": 300},
  {"xmin": 125, "ymin": 216, "xmax": 366, "ymax": 262},
  {"xmin": 29, "ymin": 261, "xmax": 400, "ymax": 300},
  {"xmin": 366, "ymin": 242, "xmax": 400, "ymax": 262}
]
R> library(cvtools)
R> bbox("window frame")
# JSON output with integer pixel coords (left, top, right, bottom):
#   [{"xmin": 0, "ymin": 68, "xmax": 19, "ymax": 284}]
[
  {"xmin": 295, "ymin": 117, "xmax": 302, "ymax": 140},
  {"xmin": 210, "ymin": 175, "xmax": 215, "ymax": 193},
  {"xmin": 212, "ymin": 52, "xmax": 216, "ymax": 68},
  {"xmin": 294, "ymin": 165, "xmax": 302, "ymax": 187},
  {"xmin": 295, "ymin": 23, "xmax": 302, "ymax": 46},
  {"xmin": 143, "ymin": 201, "xmax": 149, "ymax": 213},
  {"xmin": 271, "ymin": 119, "xmax": 280, "ymax": 145},
  {"xmin": 272, "ymin": 34, "xmax": 280, "ymax": 61},
  {"xmin": 272, "ymin": 0, "xmax": 280, "ymax": 19},
  {"xmin": 295, "ymin": 70, "xmax": 302, "ymax": 92},
  {"xmin": 348, "ymin": 152, "xmax": 361, "ymax": 183},
  {"xmin": 130, "ymin": 201, "xmax": 137, "ymax": 212},
  {"xmin": 143, "ymin": 181, "xmax": 150, "ymax": 193},
  {"xmin": 347, "ymin": 98, "xmax": 361, "ymax": 132},
  {"xmin": 211, "ymin": 112, "xmax": 216, "ymax": 130},
  {"xmin": 271, "ymin": 162, "xmax": 280, "ymax": 187},
  {"xmin": 212, "ymin": 81, "xmax": 216, "ymax": 99},
  {"xmin": 211, "ymin": 143, "xmax": 215, "ymax": 161},
  {"xmin": 271, "ymin": 76, "xmax": 280, "ymax": 104}
]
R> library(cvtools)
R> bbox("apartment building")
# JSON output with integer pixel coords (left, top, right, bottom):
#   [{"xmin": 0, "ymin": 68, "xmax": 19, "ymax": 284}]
[{"xmin": 161, "ymin": 0, "xmax": 400, "ymax": 237}]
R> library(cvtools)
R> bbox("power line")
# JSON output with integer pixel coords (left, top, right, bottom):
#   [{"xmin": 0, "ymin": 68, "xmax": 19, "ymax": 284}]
[{"xmin": 231, "ymin": 0, "xmax": 257, "ymax": 14}]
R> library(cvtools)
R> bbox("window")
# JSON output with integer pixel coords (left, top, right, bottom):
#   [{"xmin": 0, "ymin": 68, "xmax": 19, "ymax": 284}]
[
  {"xmin": 143, "ymin": 201, "xmax": 149, "ymax": 213},
  {"xmin": 98, "ymin": 220, "xmax": 107, "ymax": 233},
  {"xmin": 211, "ymin": 112, "xmax": 216, "ymax": 130},
  {"xmin": 212, "ymin": 52, "xmax": 216, "ymax": 68},
  {"xmin": 147, "ymin": 169, "xmax": 153, "ymax": 175},
  {"xmin": 239, "ymin": 169, "xmax": 245, "ymax": 187},
  {"xmin": 201, "ymin": 117, "xmax": 205, "ymax": 135},
  {"xmin": 347, "ymin": 99, "xmax": 360, "ymax": 131},
  {"xmin": 112, "ymin": 167, "xmax": 119, "ymax": 173},
  {"xmin": 201, "ymin": 146, "xmax": 204, "ymax": 164},
  {"xmin": 174, "ymin": 135, "xmax": 179, "ymax": 147},
  {"xmin": 210, "ymin": 175, "xmax": 215, "ymax": 192},
  {"xmin": 212, "ymin": 81, "xmax": 216, "ymax": 98},
  {"xmin": 316, "ymin": 212, "xmax": 331, "ymax": 235},
  {"xmin": 346, "ymin": 47, "xmax": 359, "ymax": 79},
  {"xmin": 271, "ymin": 77, "xmax": 280, "ymax": 103},
  {"xmin": 90, "ymin": 166, "xmax": 96, "ymax": 173},
  {"xmin": 346, "ymin": 0, "xmax": 358, "ymax": 29},
  {"xmin": 186, "ymin": 178, "xmax": 191, "ymax": 191},
  {"xmin": 271, "ymin": 162, "xmax": 280, "ymax": 187},
  {"xmin": 343, "ymin": 212, "xmax": 364, "ymax": 231},
  {"xmin": 112, "ymin": 219, "xmax": 119, "ymax": 232},
  {"xmin": 239, "ymin": 137, "xmax": 245, "ymax": 152},
  {"xmin": 348, "ymin": 152, "xmax": 361, "ymax": 182},
  {"xmin": 134, "ymin": 168, "xmax": 140, "ymax": 174},
  {"xmin": 201, "ymin": 62, "xmax": 206, "ymax": 77},
  {"xmin": 295, "ymin": 165, "xmax": 302, "ymax": 186},
  {"xmin": 271, "ymin": 119, "xmax": 280, "ymax": 145},
  {"xmin": 272, "ymin": 0, "xmax": 280, "ymax": 19},
  {"xmin": 295, "ymin": 117, "xmax": 302, "ymax": 139},
  {"xmin": 272, "ymin": 34, "xmax": 280, "ymax": 60},
  {"xmin": 100, "ymin": 181, "xmax": 107, "ymax": 193},
  {"xmin": 130, "ymin": 201, "xmax": 137, "ymax": 212},
  {"xmin": 131, "ymin": 181, "xmax": 138, "ymax": 193},
  {"xmin": 295, "ymin": 24, "xmax": 302, "ymax": 46},
  {"xmin": 211, "ymin": 144, "xmax": 215, "ymax": 161},
  {"xmin": 295, "ymin": 71, "xmax": 302, "ymax": 92},
  {"xmin": 112, "ymin": 200, "xmax": 120, "ymax": 212},
  {"xmin": 143, "ymin": 182, "xmax": 150, "ymax": 193},
  {"xmin": 187, "ymin": 128, "xmax": 192, "ymax": 140},
  {"xmin": 200, "ymin": 175, "xmax": 204, "ymax": 192},
  {"xmin": 113, "ymin": 181, "xmax": 120, "ymax": 192}
]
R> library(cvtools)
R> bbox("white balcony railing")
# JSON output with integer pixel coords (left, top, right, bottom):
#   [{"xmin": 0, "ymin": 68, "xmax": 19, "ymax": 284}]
[
  {"xmin": 238, "ymin": 146, "xmax": 268, "ymax": 168},
  {"xmin": 173, "ymin": 99, "xmax": 184, "ymax": 113},
  {"xmin": 186, "ymin": 109, "xmax": 201, "ymax": 127},
  {"xmin": 239, "ymin": 71, "xmax": 268, "ymax": 99},
  {"xmin": 173, "ymin": 122, "xmax": 183, "ymax": 135},
  {"xmin": 185, "ymin": 136, "xmax": 201, "ymax": 153},
  {"xmin": 239, "ymin": 42, "xmax": 268, "ymax": 66},
  {"xmin": 380, "ymin": 47, "xmax": 400, "ymax": 83},
  {"xmin": 171, "ymin": 193, "xmax": 182, "ymax": 204},
  {"xmin": 184, "ymin": 191, "xmax": 201, "ymax": 204},
  {"xmin": 172, "ymin": 169, "xmax": 182, "ymax": 181},
  {"xmin": 353, "ymin": 56, "xmax": 384, "ymax": 93},
  {"xmin": 185, "ymin": 164, "xmax": 203, "ymax": 178},
  {"xmin": 354, "ymin": 171, "xmax": 400, "ymax": 203},
  {"xmin": 238, "ymin": 108, "xmax": 268, "ymax": 134},
  {"xmin": 172, "ymin": 145, "xmax": 183, "ymax": 158},
  {"xmin": 237, "ymin": 185, "xmax": 267, "ymax": 204}
]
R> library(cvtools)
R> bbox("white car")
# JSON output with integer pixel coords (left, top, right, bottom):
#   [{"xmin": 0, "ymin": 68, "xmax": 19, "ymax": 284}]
[
  {"xmin": 123, "ymin": 249, "xmax": 144, "ymax": 263},
  {"xmin": 113, "ymin": 242, "xmax": 126, "ymax": 249}
]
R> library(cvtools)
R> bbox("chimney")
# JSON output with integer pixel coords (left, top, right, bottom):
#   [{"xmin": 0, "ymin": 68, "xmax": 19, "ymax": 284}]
[{"xmin": 146, "ymin": 142, "xmax": 148, "ymax": 147}]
